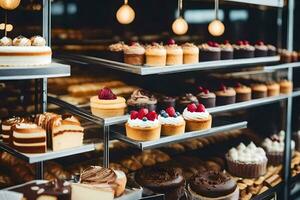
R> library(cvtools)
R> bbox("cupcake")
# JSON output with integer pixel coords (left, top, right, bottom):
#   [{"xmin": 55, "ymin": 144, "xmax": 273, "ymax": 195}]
[
  {"xmin": 177, "ymin": 93, "xmax": 199, "ymax": 112},
  {"xmin": 125, "ymin": 108, "xmax": 161, "ymax": 141},
  {"xmin": 135, "ymin": 166, "xmax": 185, "ymax": 200},
  {"xmin": 90, "ymin": 88, "xmax": 126, "ymax": 118},
  {"xmin": 127, "ymin": 89, "xmax": 157, "ymax": 112},
  {"xmin": 262, "ymin": 131, "xmax": 295, "ymax": 166},
  {"xmin": 183, "ymin": 103, "xmax": 212, "ymax": 132},
  {"xmin": 267, "ymin": 44, "xmax": 277, "ymax": 56},
  {"xmin": 145, "ymin": 43, "xmax": 167, "ymax": 66},
  {"xmin": 165, "ymin": 39, "xmax": 183, "ymax": 65},
  {"xmin": 107, "ymin": 41, "xmax": 128, "ymax": 62},
  {"xmin": 187, "ymin": 171, "xmax": 239, "ymax": 200},
  {"xmin": 215, "ymin": 85, "xmax": 236, "ymax": 106},
  {"xmin": 124, "ymin": 42, "xmax": 145, "ymax": 65},
  {"xmin": 292, "ymin": 51, "xmax": 298, "ymax": 62},
  {"xmin": 0, "ymin": 36, "xmax": 12, "ymax": 46},
  {"xmin": 279, "ymin": 80, "xmax": 293, "ymax": 94},
  {"xmin": 220, "ymin": 40, "xmax": 234, "ymax": 60},
  {"xmin": 226, "ymin": 142, "xmax": 268, "ymax": 178},
  {"xmin": 182, "ymin": 43, "xmax": 199, "ymax": 64},
  {"xmin": 13, "ymin": 36, "xmax": 31, "ymax": 46},
  {"xmin": 266, "ymin": 82, "xmax": 280, "ymax": 96},
  {"xmin": 254, "ymin": 41, "xmax": 268, "ymax": 57},
  {"xmin": 159, "ymin": 107, "xmax": 185, "ymax": 136},
  {"xmin": 198, "ymin": 42, "xmax": 221, "ymax": 61},
  {"xmin": 196, "ymin": 87, "xmax": 216, "ymax": 108},
  {"xmin": 235, "ymin": 83, "xmax": 251, "ymax": 102},
  {"xmin": 280, "ymin": 50, "xmax": 292, "ymax": 63},
  {"xmin": 251, "ymin": 84, "xmax": 267, "ymax": 99},
  {"xmin": 158, "ymin": 95, "xmax": 176, "ymax": 110},
  {"xmin": 233, "ymin": 40, "xmax": 255, "ymax": 58}
]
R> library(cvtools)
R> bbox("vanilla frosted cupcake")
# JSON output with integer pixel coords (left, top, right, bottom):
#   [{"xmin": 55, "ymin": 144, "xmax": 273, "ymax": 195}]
[
  {"xmin": 182, "ymin": 43, "xmax": 199, "ymax": 64},
  {"xmin": 0, "ymin": 36, "xmax": 12, "ymax": 46},
  {"xmin": 183, "ymin": 103, "xmax": 212, "ymax": 132},
  {"xmin": 124, "ymin": 42, "xmax": 145, "ymax": 65},
  {"xmin": 13, "ymin": 36, "xmax": 31, "ymax": 46},
  {"xmin": 165, "ymin": 39, "xmax": 183, "ymax": 65},
  {"xmin": 145, "ymin": 43, "xmax": 166, "ymax": 66},
  {"xmin": 159, "ymin": 107, "xmax": 185, "ymax": 136}
]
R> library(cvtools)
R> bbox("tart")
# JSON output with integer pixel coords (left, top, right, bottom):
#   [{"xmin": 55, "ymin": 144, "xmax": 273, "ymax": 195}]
[
  {"xmin": 165, "ymin": 39, "xmax": 183, "ymax": 65},
  {"xmin": 196, "ymin": 86, "xmax": 216, "ymax": 108},
  {"xmin": 254, "ymin": 41, "xmax": 268, "ymax": 57},
  {"xmin": 124, "ymin": 42, "xmax": 145, "ymax": 65},
  {"xmin": 279, "ymin": 79, "xmax": 293, "ymax": 94},
  {"xmin": 145, "ymin": 43, "xmax": 167, "ymax": 66},
  {"xmin": 233, "ymin": 40, "xmax": 255, "ymax": 58},
  {"xmin": 182, "ymin": 42, "xmax": 199, "ymax": 64},
  {"xmin": 235, "ymin": 83, "xmax": 251, "ymax": 102},
  {"xmin": 159, "ymin": 107, "xmax": 185, "ymax": 136},
  {"xmin": 90, "ymin": 88, "xmax": 126, "ymax": 118},
  {"xmin": 127, "ymin": 89, "xmax": 157, "ymax": 112},
  {"xmin": 198, "ymin": 42, "xmax": 221, "ymax": 61},
  {"xmin": 125, "ymin": 108, "xmax": 161, "ymax": 141},
  {"xmin": 266, "ymin": 82, "xmax": 280, "ymax": 96},
  {"xmin": 215, "ymin": 85, "xmax": 236, "ymax": 106},
  {"xmin": 183, "ymin": 103, "xmax": 212, "ymax": 132},
  {"xmin": 220, "ymin": 40, "xmax": 234, "ymax": 60},
  {"xmin": 251, "ymin": 84, "xmax": 268, "ymax": 99}
]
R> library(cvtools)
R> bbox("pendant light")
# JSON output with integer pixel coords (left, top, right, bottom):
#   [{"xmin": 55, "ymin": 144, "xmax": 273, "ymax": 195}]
[
  {"xmin": 172, "ymin": 0, "xmax": 188, "ymax": 35},
  {"xmin": 0, "ymin": 0, "xmax": 20, "ymax": 10},
  {"xmin": 208, "ymin": 0, "xmax": 225, "ymax": 37},
  {"xmin": 116, "ymin": 0, "xmax": 135, "ymax": 25}
]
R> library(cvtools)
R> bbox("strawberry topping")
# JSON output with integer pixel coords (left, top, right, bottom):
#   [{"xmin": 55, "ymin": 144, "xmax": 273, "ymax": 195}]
[
  {"xmin": 196, "ymin": 104, "xmax": 206, "ymax": 112},
  {"xmin": 166, "ymin": 107, "xmax": 176, "ymax": 117},
  {"xmin": 187, "ymin": 103, "xmax": 197, "ymax": 112},
  {"xmin": 146, "ymin": 111, "xmax": 158, "ymax": 121},
  {"xmin": 138, "ymin": 108, "xmax": 149, "ymax": 120},
  {"xmin": 98, "ymin": 88, "xmax": 117, "ymax": 100},
  {"xmin": 130, "ymin": 111, "xmax": 139, "ymax": 119}
]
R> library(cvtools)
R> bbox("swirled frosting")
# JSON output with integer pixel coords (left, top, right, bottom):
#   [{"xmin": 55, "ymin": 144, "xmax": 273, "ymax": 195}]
[
  {"xmin": 108, "ymin": 42, "xmax": 128, "ymax": 52},
  {"xmin": 182, "ymin": 108, "xmax": 209, "ymax": 121},
  {"xmin": 127, "ymin": 89, "xmax": 157, "ymax": 105},
  {"xmin": 13, "ymin": 36, "xmax": 31, "ymax": 46},
  {"xmin": 80, "ymin": 166, "xmax": 116, "ymax": 184},
  {"xmin": 127, "ymin": 118, "xmax": 160, "ymax": 128},
  {"xmin": 0, "ymin": 36, "xmax": 12, "ymax": 46},
  {"xmin": 30, "ymin": 36, "xmax": 46, "ymax": 46},
  {"xmin": 124, "ymin": 43, "xmax": 145, "ymax": 55}
]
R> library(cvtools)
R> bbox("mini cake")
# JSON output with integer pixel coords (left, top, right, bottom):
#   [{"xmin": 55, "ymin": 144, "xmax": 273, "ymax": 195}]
[
  {"xmin": 158, "ymin": 95, "xmax": 176, "ymax": 110},
  {"xmin": 251, "ymin": 84, "xmax": 268, "ymax": 99},
  {"xmin": 267, "ymin": 44, "xmax": 277, "ymax": 56},
  {"xmin": 177, "ymin": 93, "xmax": 199, "ymax": 112},
  {"xmin": 187, "ymin": 171, "xmax": 239, "ymax": 200},
  {"xmin": 196, "ymin": 87, "xmax": 216, "ymax": 108},
  {"xmin": 107, "ymin": 41, "xmax": 128, "ymax": 62},
  {"xmin": 145, "ymin": 43, "xmax": 167, "ymax": 66},
  {"xmin": 182, "ymin": 42, "xmax": 199, "ymax": 64},
  {"xmin": 0, "ymin": 35, "xmax": 52, "ymax": 66},
  {"xmin": 226, "ymin": 142, "xmax": 268, "ymax": 178},
  {"xmin": 254, "ymin": 41, "xmax": 268, "ymax": 57},
  {"xmin": 90, "ymin": 88, "xmax": 126, "ymax": 118},
  {"xmin": 159, "ymin": 107, "xmax": 185, "ymax": 136},
  {"xmin": 279, "ymin": 79, "xmax": 293, "ymax": 94},
  {"xmin": 183, "ymin": 103, "xmax": 212, "ymax": 131},
  {"xmin": 165, "ymin": 39, "xmax": 183, "ymax": 65},
  {"xmin": 135, "ymin": 166, "xmax": 185, "ymax": 200},
  {"xmin": 12, "ymin": 123, "xmax": 47, "ymax": 154},
  {"xmin": 233, "ymin": 40, "xmax": 255, "ymax": 59},
  {"xmin": 266, "ymin": 82, "xmax": 280, "ymax": 96},
  {"xmin": 235, "ymin": 83, "xmax": 251, "ymax": 102},
  {"xmin": 127, "ymin": 89, "xmax": 157, "ymax": 112},
  {"xmin": 215, "ymin": 85, "xmax": 236, "ymax": 106},
  {"xmin": 262, "ymin": 131, "xmax": 295, "ymax": 165},
  {"xmin": 125, "ymin": 108, "xmax": 161, "ymax": 141},
  {"xmin": 123, "ymin": 42, "xmax": 145, "ymax": 65},
  {"xmin": 220, "ymin": 40, "xmax": 234, "ymax": 60},
  {"xmin": 198, "ymin": 42, "xmax": 221, "ymax": 61},
  {"xmin": 292, "ymin": 51, "xmax": 298, "ymax": 62},
  {"xmin": 280, "ymin": 49, "xmax": 292, "ymax": 63},
  {"xmin": 1, "ymin": 117, "xmax": 27, "ymax": 144}
]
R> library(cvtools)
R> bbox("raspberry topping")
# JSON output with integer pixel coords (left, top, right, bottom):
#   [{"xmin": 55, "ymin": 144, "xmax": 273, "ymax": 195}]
[
  {"xmin": 187, "ymin": 103, "xmax": 197, "ymax": 112},
  {"xmin": 198, "ymin": 86, "xmax": 203, "ymax": 92},
  {"xmin": 130, "ymin": 111, "xmax": 139, "ymax": 120},
  {"xmin": 243, "ymin": 40, "xmax": 249, "ymax": 45},
  {"xmin": 166, "ymin": 107, "xmax": 176, "ymax": 117},
  {"xmin": 203, "ymin": 88, "xmax": 209, "ymax": 94},
  {"xmin": 236, "ymin": 40, "xmax": 244, "ymax": 45},
  {"xmin": 130, "ymin": 41, "xmax": 137, "ymax": 46},
  {"xmin": 224, "ymin": 40, "xmax": 230, "ymax": 44},
  {"xmin": 220, "ymin": 84, "xmax": 226, "ymax": 92},
  {"xmin": 196, "ymin": 104, "xmax": 206, "ymax": 112},
  {"xmin": 167, "ymin": 39, "xmax": 176, "ymax": 45},
  {"xmin": 138, "ymin": 108, "xmax": 149, "ymax": 120},
  {"xmin": 98, "ymin": 88, "xmax": 117, "ymax": 100},
  {"xmin": 256, "ymin": 41, "xmax": 264, "ymax": 46},
  {"xmin": 236, "ymin": 82, "xmax": 242, "ymax": 88},
  {"xmin": 146, "ymin": 111, "xmax": 158, "ymax": 121}
]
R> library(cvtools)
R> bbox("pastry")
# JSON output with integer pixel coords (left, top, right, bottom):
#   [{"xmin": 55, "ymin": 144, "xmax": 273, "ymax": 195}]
[
  {"xmin": 182, "ymin": 42, "xmax": 199, "ymax": 64},
  {"xmin": 279, "ymin": 79, "xmax": 293, "ymax": 94},
  {"xmin": 251, "ymin": 84, "xmax": 267, "ymax": 99},
  {"xmin": 107, "ymin": 41, "xmax": 128, "ymax": 62},
  {"xmin": 145, "ymin": 43, "xmax": 167, "ymax": 66},
  {"xmin": 159, "ymin": 106, "xmax": 186, "ymax": 136},
  {"xmin": 233, "ymin": 40, "xmax": 255, "ymax": 58},
  {"xmin": 234, "ymin": 83, "xmax": 251, "ymax": 102},
  {"xmin": 196, "ymin": 87, "xmax": 216, "ymax": 108},
  {"xmin": 187, "ymin": 171, "xmax": 239, "ymax": 200},
  {"xmin": 127, "ymin": 89, "xmax": 157, "ymax": 112},
  {"xmin": 125, "ymin": 108, "xmax": 161, "ymax": 141},
  {"xmin": 1, "ymin": 117, "xmax": 27, "ymax": 144},
  {"xmin": 215, "ymin": 85, "xmax": 236, "ymax": 106},
  {"xmin": 267, "ymin": 44, "xmax": 277, "ymax": 56},
  {"xmin": 280, "ymin": 49, "xmax": 292, "ymax": 63},
  {"xmin": 266, "ymin": 82, "xmax": 280, "ymax": 96},
  {"xmin": 12, "ymin": 123, "xmax": 47, "ymax": 154},
  {"xmin": 183, "ymin": 103, "xmax": 212, "ymax": 131},
  {"xmin": 292, "ymin": 51, "xmax": 298, "ymax": 62},
  {"xmin": 123, "ymin": 42, "xmax": 145, "ymax": 65},
  {"xmin": 254, "ymin": 41, "xmax": 268, "ymax": 57},
  {"xmin": 90, "ymin": 87, "xmax": 126, "ymax": 118},
  {"xmin": 165, "ymin": 39, "xmax": 183, "ymax": 65},
  {"xmin": 0, "ymin": 36, "xmax": 12, "ymax": 46},
  {"xmin": 30, "ymin": 35, "xmax": 46, "ymax": 46},
  {"xmin": 226, "ymin": 142, "xmax": 268, "ymax": 178},
  {"xmin": 198, "ymin": 42, "xmax": 221, "ymax": 61},
  {"xmin": 135, "ymin": 166, "xmax": 185, "ymax": 200},
  {"xmin": 177, "ymin": 93, "xmax": 199, "ymax": 112},
  {"xmin": 158, "ymin": 95, "xmax": 176, "ymax": 110},
  {"xmin": 220, "ymin": 40, "xmax": 234, "ymax": 60}
]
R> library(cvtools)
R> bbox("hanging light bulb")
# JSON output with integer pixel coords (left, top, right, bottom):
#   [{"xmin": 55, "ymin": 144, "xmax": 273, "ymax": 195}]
[
  {"xmin": 208, "ymin": 0, "xmax": 225, "ymax": 37},
  {"xmin": 172, "ymin": 0, "xmax": 188, "ymax": 35},
  {"xmin": 0, "ymin": 0, "xmax": 20, "ymax": 10},
  {"xmin": 116, "ymin": 0, "xmax": 135, "ymax": 24}
]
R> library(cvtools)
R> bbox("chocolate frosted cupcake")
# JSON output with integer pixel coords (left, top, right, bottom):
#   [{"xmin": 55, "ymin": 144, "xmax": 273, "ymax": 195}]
[
  {"xmin": 165, "ymin": 39, "xmax": 183, "ymax": 65},
  {"xmin": 177, "ymin": 93, "xmax": 199, "ymax": 112},
  {"xmin": 255, "ymin": 41, "xmax": 268, "ymax": 57},
  {"xmin": 215, "ymin": 85, "xmax": 236, "ymax": 106},
  {"xmin": 135, "ymin": 166, "xmax": 185, "ymax": 200},
  {"xmin": 196, "ymin": 87, "xmax": 216, "ymax": 108},
  {"xmin": 127, "ymin": 89, "xmax": 157, "ymax": 112},
  {"xmin": 158, "ymin": 95, "xmax": 176, "ymax": 110},
  {"xmin": 235, "ymin": 83, "xmax": 251, "ymax": 102},
  {"xmin": 124, "ymin": 42, "xmax": 145, "ymax": 65},
  {"xmin": 198, "ymin": 42, "xmax": 221, "ymax": 61},
  {"xmin": 187, "ymin": 171, "xmax": 239, "ymax": 200},
  {"xmin": 107, "ymin": 42, "xmax": 128, "ymax": 62},
  {"xmin": 267, "ymin": 44, "xmax": 277, "ymax": 56},
  {"xmin": 233, "ymin": 41, "xmax": 255, "ymax": 59},
  {"xmin": 220, "ymin": 40, "xmax": 234, "ymax": 60},
  {"xmin": 182, "ymin": 43, "xmax": 199, "ymax": 64},
  {"xmin": 251, "ymin": 84, "xmax": 267, "ymax": 99}
]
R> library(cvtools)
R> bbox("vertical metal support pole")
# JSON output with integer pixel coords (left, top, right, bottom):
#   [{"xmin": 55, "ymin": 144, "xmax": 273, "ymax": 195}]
[
  {"xmin": 287, "ymin": 0, "xmax": 294, "ymax": 51},
  {"xmin": 41, "ymin": 78, "xmax": 48, "ymax": 113},
  {"xmin": 43, "ymin": 0, "xmax": 51, "ymax": 46},
  {"xmin": 103, "ymin": 126, "xmax": 110, "ymax": 168},
  {"xmin": 34, "ymin": 79, "xmax": 39, "ymax": 114},
  {"xmin": 35, "ymin": 162, "xmax": 44, "ymax": 179},
  {"xmin": 276, "ymin": 8, "xmax": 283, "ymax": 49}
]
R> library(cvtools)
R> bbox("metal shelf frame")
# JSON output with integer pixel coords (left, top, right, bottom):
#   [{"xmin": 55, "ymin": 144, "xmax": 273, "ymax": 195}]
[{"xmin": 224, "ymin": 0, "xmax": 284, "ymax": 8}]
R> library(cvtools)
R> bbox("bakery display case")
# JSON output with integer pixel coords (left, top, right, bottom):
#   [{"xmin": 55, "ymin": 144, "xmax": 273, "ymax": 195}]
[{"xmin": 1, "ymin": 0, "xmax": 300, "ymax": 199}]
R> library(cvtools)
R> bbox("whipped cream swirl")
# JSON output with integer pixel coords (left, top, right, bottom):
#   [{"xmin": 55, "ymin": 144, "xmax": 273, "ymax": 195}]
[
  {"xmin": 159, "ymin": 115, "xmax": 184, "ymax": 125},
  {"xmin": 262, "ymin": 131, "xmax": 295, "ymax": 153},
  {"xmin": 182, "ymin": 108, "xmax": 209, "ymax": 121},
  {"xmin": 127, "ymin": 118, "xmax": 160, "ymax": 128}
]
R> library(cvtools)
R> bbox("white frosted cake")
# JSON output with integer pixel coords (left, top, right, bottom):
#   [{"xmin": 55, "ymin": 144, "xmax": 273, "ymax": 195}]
[{"xmin": 0, "ymin": 36, "xmax": 52, "ymax": 66}]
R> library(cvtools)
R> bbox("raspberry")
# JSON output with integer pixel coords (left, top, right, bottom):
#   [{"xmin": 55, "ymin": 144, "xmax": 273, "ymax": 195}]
[
  {"xmin": 98, "ymin": 88, "xmax": 117, "ymax": 100},
  {"xmin": 166, "ymin": 107, "xmax": 176, "ymax": 117},
  {"xmin": 138, "ymin": 108, "xmax": 149, "ymax": 119},
  {"xmin": 146, "ymin": 111, "xmax": 157, "ymax": 121},
  {"xmin": 167, "ymin": 39, "xmax": 176, "ymax": 45},
  {"xmin": 197, "ymin": 104, "xmax": 206, "ymax": 112},
  {"xmin": 130, "ymin": 111, "xmax": 139, "ymax": 120},
  {"xmin": 187, "ymin": 103, "xmax": 197, "ymax": 112}
]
